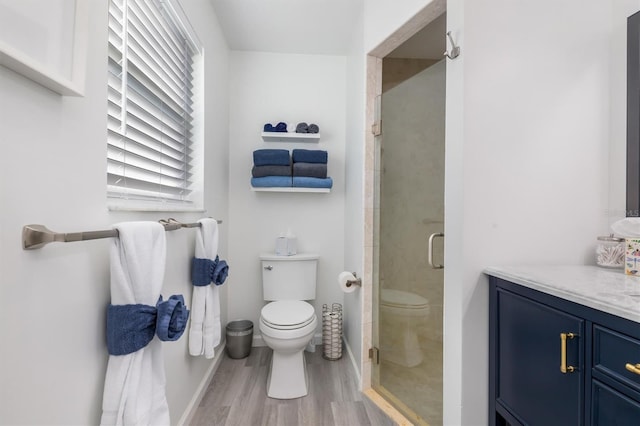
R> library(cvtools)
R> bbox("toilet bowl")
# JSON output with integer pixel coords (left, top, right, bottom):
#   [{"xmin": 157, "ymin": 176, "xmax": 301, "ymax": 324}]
[
  {"xmin": 380, "ymin": 288, "xmax": 430, "ymax": 367},
  {"xmin": 259, "ymin": 299, "xmax": 317, "ymax": 399}
]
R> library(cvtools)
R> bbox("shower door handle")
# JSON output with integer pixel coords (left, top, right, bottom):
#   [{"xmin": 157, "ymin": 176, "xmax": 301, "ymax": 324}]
[{"xmin": 428, "ymin": 232, "xmax": 444, "ymax": 269}]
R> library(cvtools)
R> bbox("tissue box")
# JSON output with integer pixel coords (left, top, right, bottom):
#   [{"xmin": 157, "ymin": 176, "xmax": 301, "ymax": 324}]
[
  {"xmin": 275, "ymin": 237, "xmax": 297, "ymax": 256},
  {"xmin": 626, "ymin": 238, "xmax": 640, "ymax": 275}
]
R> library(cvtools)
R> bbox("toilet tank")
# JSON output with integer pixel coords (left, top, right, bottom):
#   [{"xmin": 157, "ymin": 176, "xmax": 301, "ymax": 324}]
[{"xmin": 260, "ymin": 253, "xmax": 319, "ymax": 301}]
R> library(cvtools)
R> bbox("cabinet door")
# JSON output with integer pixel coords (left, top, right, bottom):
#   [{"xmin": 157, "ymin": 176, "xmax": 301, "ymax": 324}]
[
  {"xmin": 592, "ymin": 380, "xmax": 640, "ymax": 425},
  {"xmin": 496, "ymin": 288, "xmax": 584, "ymax": 426}
]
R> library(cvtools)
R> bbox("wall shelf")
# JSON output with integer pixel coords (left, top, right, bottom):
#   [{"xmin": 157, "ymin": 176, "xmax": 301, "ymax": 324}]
[
  {"xmin": 251, "ymin": 186, "xmax": 330, "ymax": 193},
  {"xmin": 261, "ymin": 132, "xmax": 320, "ymax": 143}
]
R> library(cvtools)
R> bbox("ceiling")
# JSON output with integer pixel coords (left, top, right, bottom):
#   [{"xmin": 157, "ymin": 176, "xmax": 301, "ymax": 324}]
[
  {"xmin": 386, "ymin": 12, "xmax": 446, "ymax": 60},
  {"xmin": 208, "ymin": 0, "xmax": 445, "ymax": 59},
  {"xmin": 209, "ymin": 0, "xmax": 364, "ymax": 55}
]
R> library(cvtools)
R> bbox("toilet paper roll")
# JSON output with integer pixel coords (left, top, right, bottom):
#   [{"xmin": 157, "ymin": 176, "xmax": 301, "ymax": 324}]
[{"xmin": 338, "ymin": 271, "xmax": 357, "ymax": 293}]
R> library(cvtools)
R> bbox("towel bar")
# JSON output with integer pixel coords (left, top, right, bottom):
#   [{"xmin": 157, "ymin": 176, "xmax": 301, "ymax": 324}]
[{"xmin": 22, "ymin": 218, "xmax": 222, "ymax": 250}]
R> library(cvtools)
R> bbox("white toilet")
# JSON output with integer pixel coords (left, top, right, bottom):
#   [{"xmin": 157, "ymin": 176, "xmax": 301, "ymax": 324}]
[
  {"xmin": 259, "ymin": 253, "xmax": 319, "ymax": 399},
  {"xmin": 380, "ymin": 288, "xmax": 430, "ymax": 367}
]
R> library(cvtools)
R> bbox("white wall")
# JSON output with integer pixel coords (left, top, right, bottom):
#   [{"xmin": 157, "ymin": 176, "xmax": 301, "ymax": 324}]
[
  {"xmin": 227, "ymin": 52, "xmax": 347, "ymax": 342},
  {"xmin": 344, "ymin": 8, "xmax": 366, "ymax": 375},
  {"xmin": 364, "ymin": 0, "xmax": 439, "ymax": 52},
  {"xmin": 0, "ymin": 0, "xmax": 230, "ymax": 424},
  {"xmin": 445, "ymin": 1, "xmax": 613, "ymax": 424}
]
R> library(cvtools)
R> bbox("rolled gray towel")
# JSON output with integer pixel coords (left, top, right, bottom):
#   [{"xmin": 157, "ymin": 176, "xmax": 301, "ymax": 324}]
[
  {"xmin": 293, "ymin": 162, "xmax": 327, "ymax": 178},
  {"xmin": 296, "ymin": 122, "xmax": 309, "ymax": 133},
  {"xmin": 308, "ymin": 123, "xmax": 319, "ymax": 133},
  {"xmin": 252, "ymin": 165, "xmax": 292, "ymax": 178}
]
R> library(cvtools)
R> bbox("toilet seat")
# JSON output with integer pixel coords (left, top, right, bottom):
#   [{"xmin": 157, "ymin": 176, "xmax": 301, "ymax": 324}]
[
  {"xmin": 260, "ymin": 300, "xmax": 315, "ymax": 330},
  {"xmin": 381, "ymin": 289, "xmax": 429, "ymax": 309},
  {"xmin": 380, "ymin": 289, "xmax": 430, "ymax": 318}
]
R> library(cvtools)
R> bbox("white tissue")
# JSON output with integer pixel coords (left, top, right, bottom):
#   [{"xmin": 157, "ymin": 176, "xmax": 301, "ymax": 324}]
[
  {"xmin": 338, "ymin": 271, "xmax": 357, "ymax": 293},
  {"xmin": 611, "ymin": 218, "xmax": 640, "ymax": 237}
]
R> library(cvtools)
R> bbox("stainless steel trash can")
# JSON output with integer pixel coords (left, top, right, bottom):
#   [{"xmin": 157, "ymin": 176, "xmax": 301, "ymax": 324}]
[{"xmin": 226, "ymin": 320, "xmax": 253, "ymax": 359}]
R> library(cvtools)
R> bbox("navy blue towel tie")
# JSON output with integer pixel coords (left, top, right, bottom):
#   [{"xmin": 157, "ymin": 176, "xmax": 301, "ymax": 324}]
[
  {"xmin": 106, "ymin": 304, "xmax": 157, "ymax": 355},
  {"xmin": 212, "ymin": 258, "xmax": 229, "ymax": 286},
  {"xmin": 156, "ymin": 295, "xmax": 189, "ymax": 341},
  {"xmin": 192, "ymin": 256, "xmax": 230, "ymax": 286},
  {"xmin": 192, "ymin": 257, "xmax": 215, "ymax": 286},
  {"xmin": 106, "ymin": 295, "xmax": 190, "ymax": 355}
]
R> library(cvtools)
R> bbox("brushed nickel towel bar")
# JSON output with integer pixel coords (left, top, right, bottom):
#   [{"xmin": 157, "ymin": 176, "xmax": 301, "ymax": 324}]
[{"xmin": 22, "ymin": 218, "xmax": 222, "ymax": 250}]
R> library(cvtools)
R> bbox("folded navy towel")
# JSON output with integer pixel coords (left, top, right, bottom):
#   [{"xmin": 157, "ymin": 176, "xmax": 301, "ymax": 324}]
[
  {"xmin": 293, "ymin": 162, "xmax": 327, "ymax": 178},
  {"xmin": 292, "ymin": 149, "xmax": 328, "ymax": 164},
  {"xmin": 252, "ymin": 165, "xmax": 292, "ymax": 178},
  {"xmin": 292, "ymin": 176, "xmax": 333, "ymax": 189},
  {"xmin": 251, "ymin": 176, "xmax": 293, "ymax": 187},
  {"xmin": 253, "ymin": 149, "xmax": 291, "ymax": 166},
  {"xmin": 308, "ymin": 123, "xmax": 319, "ymax": 133}
]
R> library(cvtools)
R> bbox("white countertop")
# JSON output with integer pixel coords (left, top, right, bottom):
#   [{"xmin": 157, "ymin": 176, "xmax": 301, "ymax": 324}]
[{"xmin": 484, "ymin": 265, "xmax": 640, "ymax": 324}]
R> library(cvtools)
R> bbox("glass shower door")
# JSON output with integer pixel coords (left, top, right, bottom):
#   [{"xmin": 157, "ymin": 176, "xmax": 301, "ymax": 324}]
[{"xmin": 372, "ymin": 59, "xmax": 446, "ymax": 426}]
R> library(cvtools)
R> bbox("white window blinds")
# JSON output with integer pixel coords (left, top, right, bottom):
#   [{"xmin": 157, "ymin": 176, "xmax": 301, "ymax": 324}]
[{"xmin": 107, "ymin": 0, "xmax": 202, "ymax": 209}]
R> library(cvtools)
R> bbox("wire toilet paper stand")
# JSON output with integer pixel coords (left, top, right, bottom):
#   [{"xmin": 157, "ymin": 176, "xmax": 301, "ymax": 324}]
[{"xmin": 322, "ymin": 303, "xmax": 343, "ymax": 360}]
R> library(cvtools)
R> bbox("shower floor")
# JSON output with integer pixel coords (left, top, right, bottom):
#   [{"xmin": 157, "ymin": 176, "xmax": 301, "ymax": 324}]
[{"xmin": 379, "ymin": 338, "xmax": 443, "ymax": 425}]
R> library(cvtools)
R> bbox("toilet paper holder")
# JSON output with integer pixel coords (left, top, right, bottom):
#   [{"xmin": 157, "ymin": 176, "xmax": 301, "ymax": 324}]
[{"xmin": 346, "ymin": 272, "xmax": 362, "ymax": 288}]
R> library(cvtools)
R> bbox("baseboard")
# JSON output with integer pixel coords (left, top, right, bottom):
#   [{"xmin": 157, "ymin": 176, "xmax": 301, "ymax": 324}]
[
  {"xmin": 252, "ymin": 332, "xmax": 323, "ymax": 348},
  {"xmin": 177, "ymin": 342, "xmax": 226, "ymax": 426},
  {"xmin": 363, "ymin": 388, "xmax": 413, "ymax": 426},
  {"xmin": 312, "ymin": 332, "xmax": 322, "ymax": 347},
  {"xmin": 343, "ymin": 337, "xmax": 362, "ymax": 387},
  {"xmin": 252, "ymin": 334, "xmax": 267, "ymax": 347}
]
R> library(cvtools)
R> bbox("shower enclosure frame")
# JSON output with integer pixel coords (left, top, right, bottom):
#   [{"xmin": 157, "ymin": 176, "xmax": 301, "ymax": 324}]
[{"xmin": 360, "ymin": 0, "xmax": 447, "ymax": 424}]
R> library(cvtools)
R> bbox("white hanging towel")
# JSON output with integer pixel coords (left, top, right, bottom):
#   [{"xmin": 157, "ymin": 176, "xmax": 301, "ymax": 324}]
[
  {"xmin": 101, "ymin": 222, "xmax": 170, "ymax": 426},
  {"xmin": 189, "ymin": 218, "xmax": 222, "ymax": 358}
]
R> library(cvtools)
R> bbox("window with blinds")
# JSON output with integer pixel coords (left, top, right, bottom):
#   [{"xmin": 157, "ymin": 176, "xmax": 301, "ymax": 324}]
[{"xmin": 107, "ymin": 0, "xmax": 203, "ymax": 210}]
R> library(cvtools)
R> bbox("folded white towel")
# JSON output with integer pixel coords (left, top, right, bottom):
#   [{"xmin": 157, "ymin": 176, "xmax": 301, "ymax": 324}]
[
  {"xmin": 189, "ymin": 218, "xmax": 221, "ymax": 359},
  {"xmin": 101, "ymin": 222, "xmax": 170, "ymax": 426}
]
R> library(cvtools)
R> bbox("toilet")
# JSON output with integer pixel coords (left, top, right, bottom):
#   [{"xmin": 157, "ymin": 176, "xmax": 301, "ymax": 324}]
[
  {"xmin": 259, "ymin": 253, "xmax": 319, "ymax": 399},
  {"xmin": 379, "ymin": 288, "xmax": 430, "ymax": 367}
]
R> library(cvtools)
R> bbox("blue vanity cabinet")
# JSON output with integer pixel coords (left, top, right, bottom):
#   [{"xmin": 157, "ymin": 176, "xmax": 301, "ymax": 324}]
[
  {"xmin": 591, "ymin": 325, "xmax": 640, "ymax": 425},
  {"xmin": 591, "ymin": 380, "xmax": 640, "ymax": 425},
  {"xmin": 490, "ymin": 282, "xmax": 584, "ymax": 425},
  {"xmin": 489, "ymin": 275, "xmax": 640, "ymax": 426}
]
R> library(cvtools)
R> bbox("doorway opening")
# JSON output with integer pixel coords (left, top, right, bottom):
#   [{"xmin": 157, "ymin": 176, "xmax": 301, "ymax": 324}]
[{"xmin": 364, "ymin": 2, "xmax": 447, "ymax": 424}]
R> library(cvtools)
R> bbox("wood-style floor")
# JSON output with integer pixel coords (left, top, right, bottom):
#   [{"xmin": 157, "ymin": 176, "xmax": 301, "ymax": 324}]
[{"xmin": 189, "ymin": 346, "xmax": 397, "ymax": 426}]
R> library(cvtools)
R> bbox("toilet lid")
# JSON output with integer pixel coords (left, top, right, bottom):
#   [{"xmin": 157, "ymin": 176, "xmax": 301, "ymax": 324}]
[
  {"xmin": 261, "ymin": 300, "xmax": 315, "ymax": 329},
  {"xmin": 381, "ymin": 289, "xmax": 428, "ymax": 309}
]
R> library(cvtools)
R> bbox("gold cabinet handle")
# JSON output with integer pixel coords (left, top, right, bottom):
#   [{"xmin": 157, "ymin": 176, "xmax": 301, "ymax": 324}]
[
  {"xmin": 625, "ymin": 363, "xmax": 640, "ymax": 375},
  {"xmin": 560, "ymin": 332, "xmax": 578, "ymax": 373}
]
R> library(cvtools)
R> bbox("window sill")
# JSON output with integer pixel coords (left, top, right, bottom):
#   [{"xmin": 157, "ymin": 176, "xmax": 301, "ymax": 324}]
[{"xmin": 107, "ymin": 199, "xmax": 205, "ymax": 213}]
